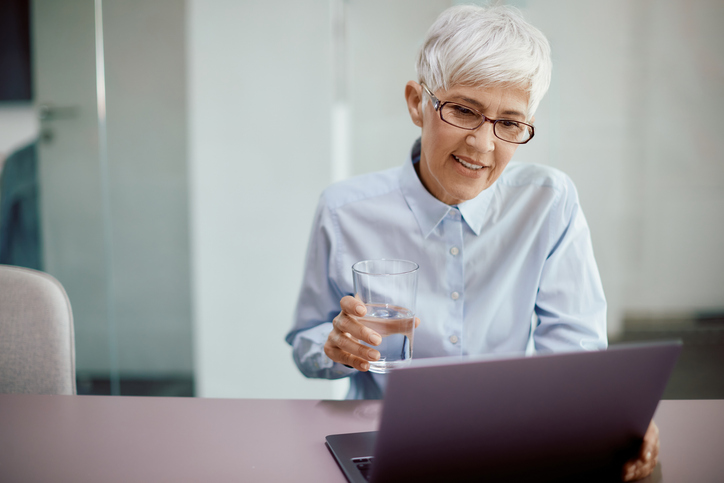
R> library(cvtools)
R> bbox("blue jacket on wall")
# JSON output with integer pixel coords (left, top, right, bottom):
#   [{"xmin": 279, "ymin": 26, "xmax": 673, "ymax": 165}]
[{"xmin": 0, "ymin": 141, "xmax": 42, "ymax": 270}]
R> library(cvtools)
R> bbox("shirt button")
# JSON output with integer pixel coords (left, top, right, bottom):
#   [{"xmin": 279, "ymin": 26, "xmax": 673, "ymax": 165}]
[
  {"xmin": 450, "ymin": 246, "xmax": 459, "ymax": 256},
  {"xmin": 449, "ymin": 335, "xmax": 459, "ymax": 344},
  {"xmin": 451, "ymin": 291, "xmax": 460, "ymax": 300}
]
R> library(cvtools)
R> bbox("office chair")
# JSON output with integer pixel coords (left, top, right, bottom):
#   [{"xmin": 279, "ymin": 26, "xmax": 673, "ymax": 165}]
[{"xmin": 0, "ymin": 265, "xmax": 76, "ymax": 394}]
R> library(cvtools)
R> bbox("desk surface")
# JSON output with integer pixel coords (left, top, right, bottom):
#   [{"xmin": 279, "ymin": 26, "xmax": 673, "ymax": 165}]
[{"xmin": 0, "ymin": 395, "xmax": 722, "ymax": 482}]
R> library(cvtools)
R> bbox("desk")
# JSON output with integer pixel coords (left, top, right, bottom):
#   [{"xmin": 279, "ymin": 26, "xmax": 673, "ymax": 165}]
[{"xmin": 0, "ymin": 395, "xmax": 722, "ymax": 482}]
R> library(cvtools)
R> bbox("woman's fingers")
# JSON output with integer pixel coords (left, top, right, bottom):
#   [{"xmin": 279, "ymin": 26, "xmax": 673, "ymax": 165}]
[
  {"xmin": 340, "ymin": 295, "xmax": 366, "ymax": 317},
  {"xmin": 333, "ymin": 309, "xmax": 381, "ymax": 346},
  {"xmin": 330, "ymin": 329, "xmax": 380, "ymax": 362},
  {"xmin": 324, "ymin": 341, "xmax": 371, "ymax": 372},
  {"xmin": 328, "ymin": 297, "xmax": 421, "ymax": 372},
  {"xmin": 326, "ymin": 300, "xmax": 383, "ymax": 371},
  {"xmin": 324, "ymin": 331, "xmax": 379, "ymax": 371},
  {"xmin": 622, "ymin": 421, "xmax": 659, "ymax": 481}
]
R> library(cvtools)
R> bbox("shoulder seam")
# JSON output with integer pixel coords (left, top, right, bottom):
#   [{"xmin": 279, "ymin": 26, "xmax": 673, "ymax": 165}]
[
  {"xmin": 322, "ymin": 168, "xmax": 402, "ymax": 211},
  {"xmin": 496, "ymin": 162, "xmax": 568, "ymax": 192}
]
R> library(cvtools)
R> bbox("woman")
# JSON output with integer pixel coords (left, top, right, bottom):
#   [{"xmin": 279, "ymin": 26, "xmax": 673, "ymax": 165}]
[{"xmin": 286, "ymin": 5, "xmax": 657, "ymax": 480}]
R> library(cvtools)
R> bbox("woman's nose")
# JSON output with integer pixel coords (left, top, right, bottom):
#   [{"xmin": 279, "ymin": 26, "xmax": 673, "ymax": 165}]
[{"xmin": 466, "ymin": 119, "xmax": 496, "ymax": 152}]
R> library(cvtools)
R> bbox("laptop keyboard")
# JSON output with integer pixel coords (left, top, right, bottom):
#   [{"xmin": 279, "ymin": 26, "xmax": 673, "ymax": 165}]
[{"xmin": 352, "ymin": 457, "xmax": 374, "ymax": 481}]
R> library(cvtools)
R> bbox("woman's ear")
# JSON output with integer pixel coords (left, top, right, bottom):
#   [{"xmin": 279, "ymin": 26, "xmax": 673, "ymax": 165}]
[{"xmin": 405, "ymin": 81, "xmax": 424, "ymax": 127}]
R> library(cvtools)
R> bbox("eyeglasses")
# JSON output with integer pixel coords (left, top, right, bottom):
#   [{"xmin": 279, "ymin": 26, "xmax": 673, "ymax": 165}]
[{"xmin": 421, "ymin": 83, "xmax": 534, "ymax": 145}]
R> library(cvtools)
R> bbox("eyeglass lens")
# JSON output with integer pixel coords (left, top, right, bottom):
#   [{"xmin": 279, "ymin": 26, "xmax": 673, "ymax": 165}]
[{"xmin": 440, "ymin": 103, "xmax": 532, "ymax": 143}]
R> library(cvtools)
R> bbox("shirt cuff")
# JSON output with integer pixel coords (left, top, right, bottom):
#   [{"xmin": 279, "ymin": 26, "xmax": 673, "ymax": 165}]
[{"xmin": 292, "ymin": 323, "xmax": 356, "ymax": 379}]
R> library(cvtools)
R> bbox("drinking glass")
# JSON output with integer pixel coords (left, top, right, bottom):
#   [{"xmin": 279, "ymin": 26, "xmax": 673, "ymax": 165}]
[{"xmin": 352, "ymin": 259, "xmax": 419, "ymax": 373}]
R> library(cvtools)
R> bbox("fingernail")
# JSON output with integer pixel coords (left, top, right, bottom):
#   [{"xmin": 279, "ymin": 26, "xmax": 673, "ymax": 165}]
[
  {"xmin": 361, "ymin": 362, "xmax": 369, "ymax": 371},
  {"xmin": 370, "ymin": 334, "xmax": 382, "ymax": 345},
  {"xmin": 369, "ymin": 350, "xmax": 380, "ymax": 361},
  {"xmin": 646, "ymin": 451, "xmax": 651, "ymax": 461},
  {"xmin": 356, "ymin": 305, "xmax": 366, "ymax": 315}
]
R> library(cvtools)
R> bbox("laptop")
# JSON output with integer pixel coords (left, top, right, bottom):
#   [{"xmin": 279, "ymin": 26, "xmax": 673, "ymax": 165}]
[{"xmin": 326, "ymin": 340, "xmax": 681, "ymax": 483}]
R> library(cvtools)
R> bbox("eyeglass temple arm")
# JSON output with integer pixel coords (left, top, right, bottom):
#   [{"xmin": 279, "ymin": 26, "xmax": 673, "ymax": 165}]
[{"xmin": 420, "ymin": 83, "xmax": 440, "ymax": 110}]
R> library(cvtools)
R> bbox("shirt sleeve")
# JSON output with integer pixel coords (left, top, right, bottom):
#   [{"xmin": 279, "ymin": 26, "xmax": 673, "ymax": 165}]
[
  {"xmin": 533, "ymin": 175, "xmax": 608, "ymax": 352},
  {"xmin": 285, "ymin": 195, "xmax": 355, "ymax": 379}
]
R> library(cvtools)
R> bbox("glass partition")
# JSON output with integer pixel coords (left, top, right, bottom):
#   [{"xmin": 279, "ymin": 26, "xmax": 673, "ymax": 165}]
[{"xmin": 30, "ymin": 0, "xmax": 193, "ymax": 396}]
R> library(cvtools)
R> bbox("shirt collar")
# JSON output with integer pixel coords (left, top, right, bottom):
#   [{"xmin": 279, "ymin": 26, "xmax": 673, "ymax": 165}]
[
  {"xmin": 456, "ymin": 181, "xmax": 495, "ymax": 236},
  {"xmin": 399, "ymin": 138, "xmax": 496, "ymax": 238}
]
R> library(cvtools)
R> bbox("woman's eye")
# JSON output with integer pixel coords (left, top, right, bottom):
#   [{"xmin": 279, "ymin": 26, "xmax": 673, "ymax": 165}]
[
  {"xmin": 498, "ymin": 120, "xmax": 522, "ymax": 130},
  {"xmin": 449, "ymin": 104, "xmax": 478, "ymax": 118}
]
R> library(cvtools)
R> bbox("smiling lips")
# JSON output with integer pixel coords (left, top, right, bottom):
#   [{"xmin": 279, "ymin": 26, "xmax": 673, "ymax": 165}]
[{"xmin": 452, "ymin": 154, "xmax": 487, "ymax": 171}]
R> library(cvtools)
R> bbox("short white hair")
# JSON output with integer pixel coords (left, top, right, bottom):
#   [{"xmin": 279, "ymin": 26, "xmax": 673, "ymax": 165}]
[{"xmin": 416, "ymin": 4, "xmax": 552, "ymax": 120}]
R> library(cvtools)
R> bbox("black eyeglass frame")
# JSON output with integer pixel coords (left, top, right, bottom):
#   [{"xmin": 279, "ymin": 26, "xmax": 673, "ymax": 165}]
[{"xmin": 420, "ymin": 83, "xmax": 535, "ymax": 145}]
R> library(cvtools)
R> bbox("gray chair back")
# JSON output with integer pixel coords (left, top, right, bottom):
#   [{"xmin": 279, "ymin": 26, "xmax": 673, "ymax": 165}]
[{"xmin": 0, "ymin": 265, "xmax": 76, "ymax": 394}]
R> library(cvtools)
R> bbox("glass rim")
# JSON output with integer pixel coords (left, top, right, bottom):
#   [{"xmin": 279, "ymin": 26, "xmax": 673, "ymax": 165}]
[{"xmin": 352, "ymin": 259, "xmax": 419, "ymax": 276}]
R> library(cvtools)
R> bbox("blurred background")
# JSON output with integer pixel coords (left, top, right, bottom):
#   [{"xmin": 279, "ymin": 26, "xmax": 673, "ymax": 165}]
[{"xmin": 0, "ymin": 0, "xmax": 722, "ymax": 399}]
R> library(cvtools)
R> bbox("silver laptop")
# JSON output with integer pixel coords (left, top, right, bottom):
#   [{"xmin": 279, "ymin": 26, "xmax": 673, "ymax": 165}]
[{"xmin": 326, "ymin": 340, "xmax": 681, "ymax": 483}]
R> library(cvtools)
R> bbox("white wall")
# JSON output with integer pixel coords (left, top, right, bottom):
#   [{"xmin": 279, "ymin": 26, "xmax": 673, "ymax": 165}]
[
  {"xmin": 623, "ymin": 0, "xmax": 724, "ymax": 315},
  {"xmin": 187, "ymin": 0, "xmax": 347, "ymax": 398},
  {"xmin": 0, "ymin": 104, "xmax": 37, "ymax": 164},
  {"xmin": 519, "ymin": 0, "xmax": 724, "ymax": 331},
  {"xmin": 347, "ymin": 0, "xmax": 450, "ymax": 176}
]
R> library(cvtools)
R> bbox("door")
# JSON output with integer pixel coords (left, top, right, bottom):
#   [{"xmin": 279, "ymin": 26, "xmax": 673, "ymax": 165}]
[{"xmin": 32, "ymin": 0, "xmax": 193, "ymax": 395}]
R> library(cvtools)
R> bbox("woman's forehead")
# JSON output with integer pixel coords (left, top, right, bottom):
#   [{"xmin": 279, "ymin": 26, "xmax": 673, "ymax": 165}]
[{"xmin": 443, "ymin": 84, "xmax": 529, "ymax": 118}]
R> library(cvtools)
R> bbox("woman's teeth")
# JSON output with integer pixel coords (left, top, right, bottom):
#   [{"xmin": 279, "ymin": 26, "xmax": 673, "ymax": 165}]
[{"xmin": 453, "ymin": 155, "xmax": 483, "ymax": 170}]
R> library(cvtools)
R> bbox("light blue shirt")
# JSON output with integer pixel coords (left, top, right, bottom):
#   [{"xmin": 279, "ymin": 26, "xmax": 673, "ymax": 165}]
[{"xmin": 286, "ymin": 139, "xmax": 607, "ymax": 399}]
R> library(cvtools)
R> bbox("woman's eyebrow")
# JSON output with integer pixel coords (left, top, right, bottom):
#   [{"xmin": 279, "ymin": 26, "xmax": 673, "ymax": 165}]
[
  {"xmin": 500, "ymin": 109, "xmax": 526, "ymax": 119},
  {"xmin": 457, "ymin": 96, "xmax": 485, "ymax": 109},
  {"xmin": 454, "ymin": 96, "xmax": 526, "ymax": 119}
]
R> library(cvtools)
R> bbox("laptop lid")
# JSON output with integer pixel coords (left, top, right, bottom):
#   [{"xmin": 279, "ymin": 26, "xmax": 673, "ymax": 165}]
[{"xmin": 327, "ymin": 340, "xmax": 681, "ymax": 483}]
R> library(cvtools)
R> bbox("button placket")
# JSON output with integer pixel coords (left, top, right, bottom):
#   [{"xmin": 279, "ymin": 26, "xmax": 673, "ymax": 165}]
[{"xmin": 440, "ymin": 207, "xmax": 464, "ymax": 354}]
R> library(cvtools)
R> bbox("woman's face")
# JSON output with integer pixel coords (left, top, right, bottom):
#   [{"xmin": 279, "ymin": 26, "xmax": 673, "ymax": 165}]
[{"xmin": 405, "ymin": 82, "xmax": 530, "ymax": 205}]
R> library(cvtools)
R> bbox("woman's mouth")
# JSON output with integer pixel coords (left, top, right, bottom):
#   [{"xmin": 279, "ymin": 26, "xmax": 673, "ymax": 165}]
[{"xmin": 452, "ymin": 154, "xmax": 485, "ymax": 171}]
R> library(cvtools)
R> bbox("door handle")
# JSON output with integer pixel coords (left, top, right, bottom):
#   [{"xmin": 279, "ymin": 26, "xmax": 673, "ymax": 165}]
[
  {"xmin": 38, "ymin": 103, "xmax": 80, "ymax": 143},
  {"xmin": 38, "ymin": 103, "xmax": 79, "ymax": 121}
]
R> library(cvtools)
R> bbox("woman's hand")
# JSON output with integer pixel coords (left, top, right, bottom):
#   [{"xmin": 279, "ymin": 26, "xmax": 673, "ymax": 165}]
[
  {"xmin": 622, "ymin": 420, "xmax": 659, "ymax": 481},
  {"xmin": 324, "ymin": 295, "xmax": 420, "ymax": 371},
  {"xmin": 324, "ymin": 296, "xmax": 381, "ymax": 372}
]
